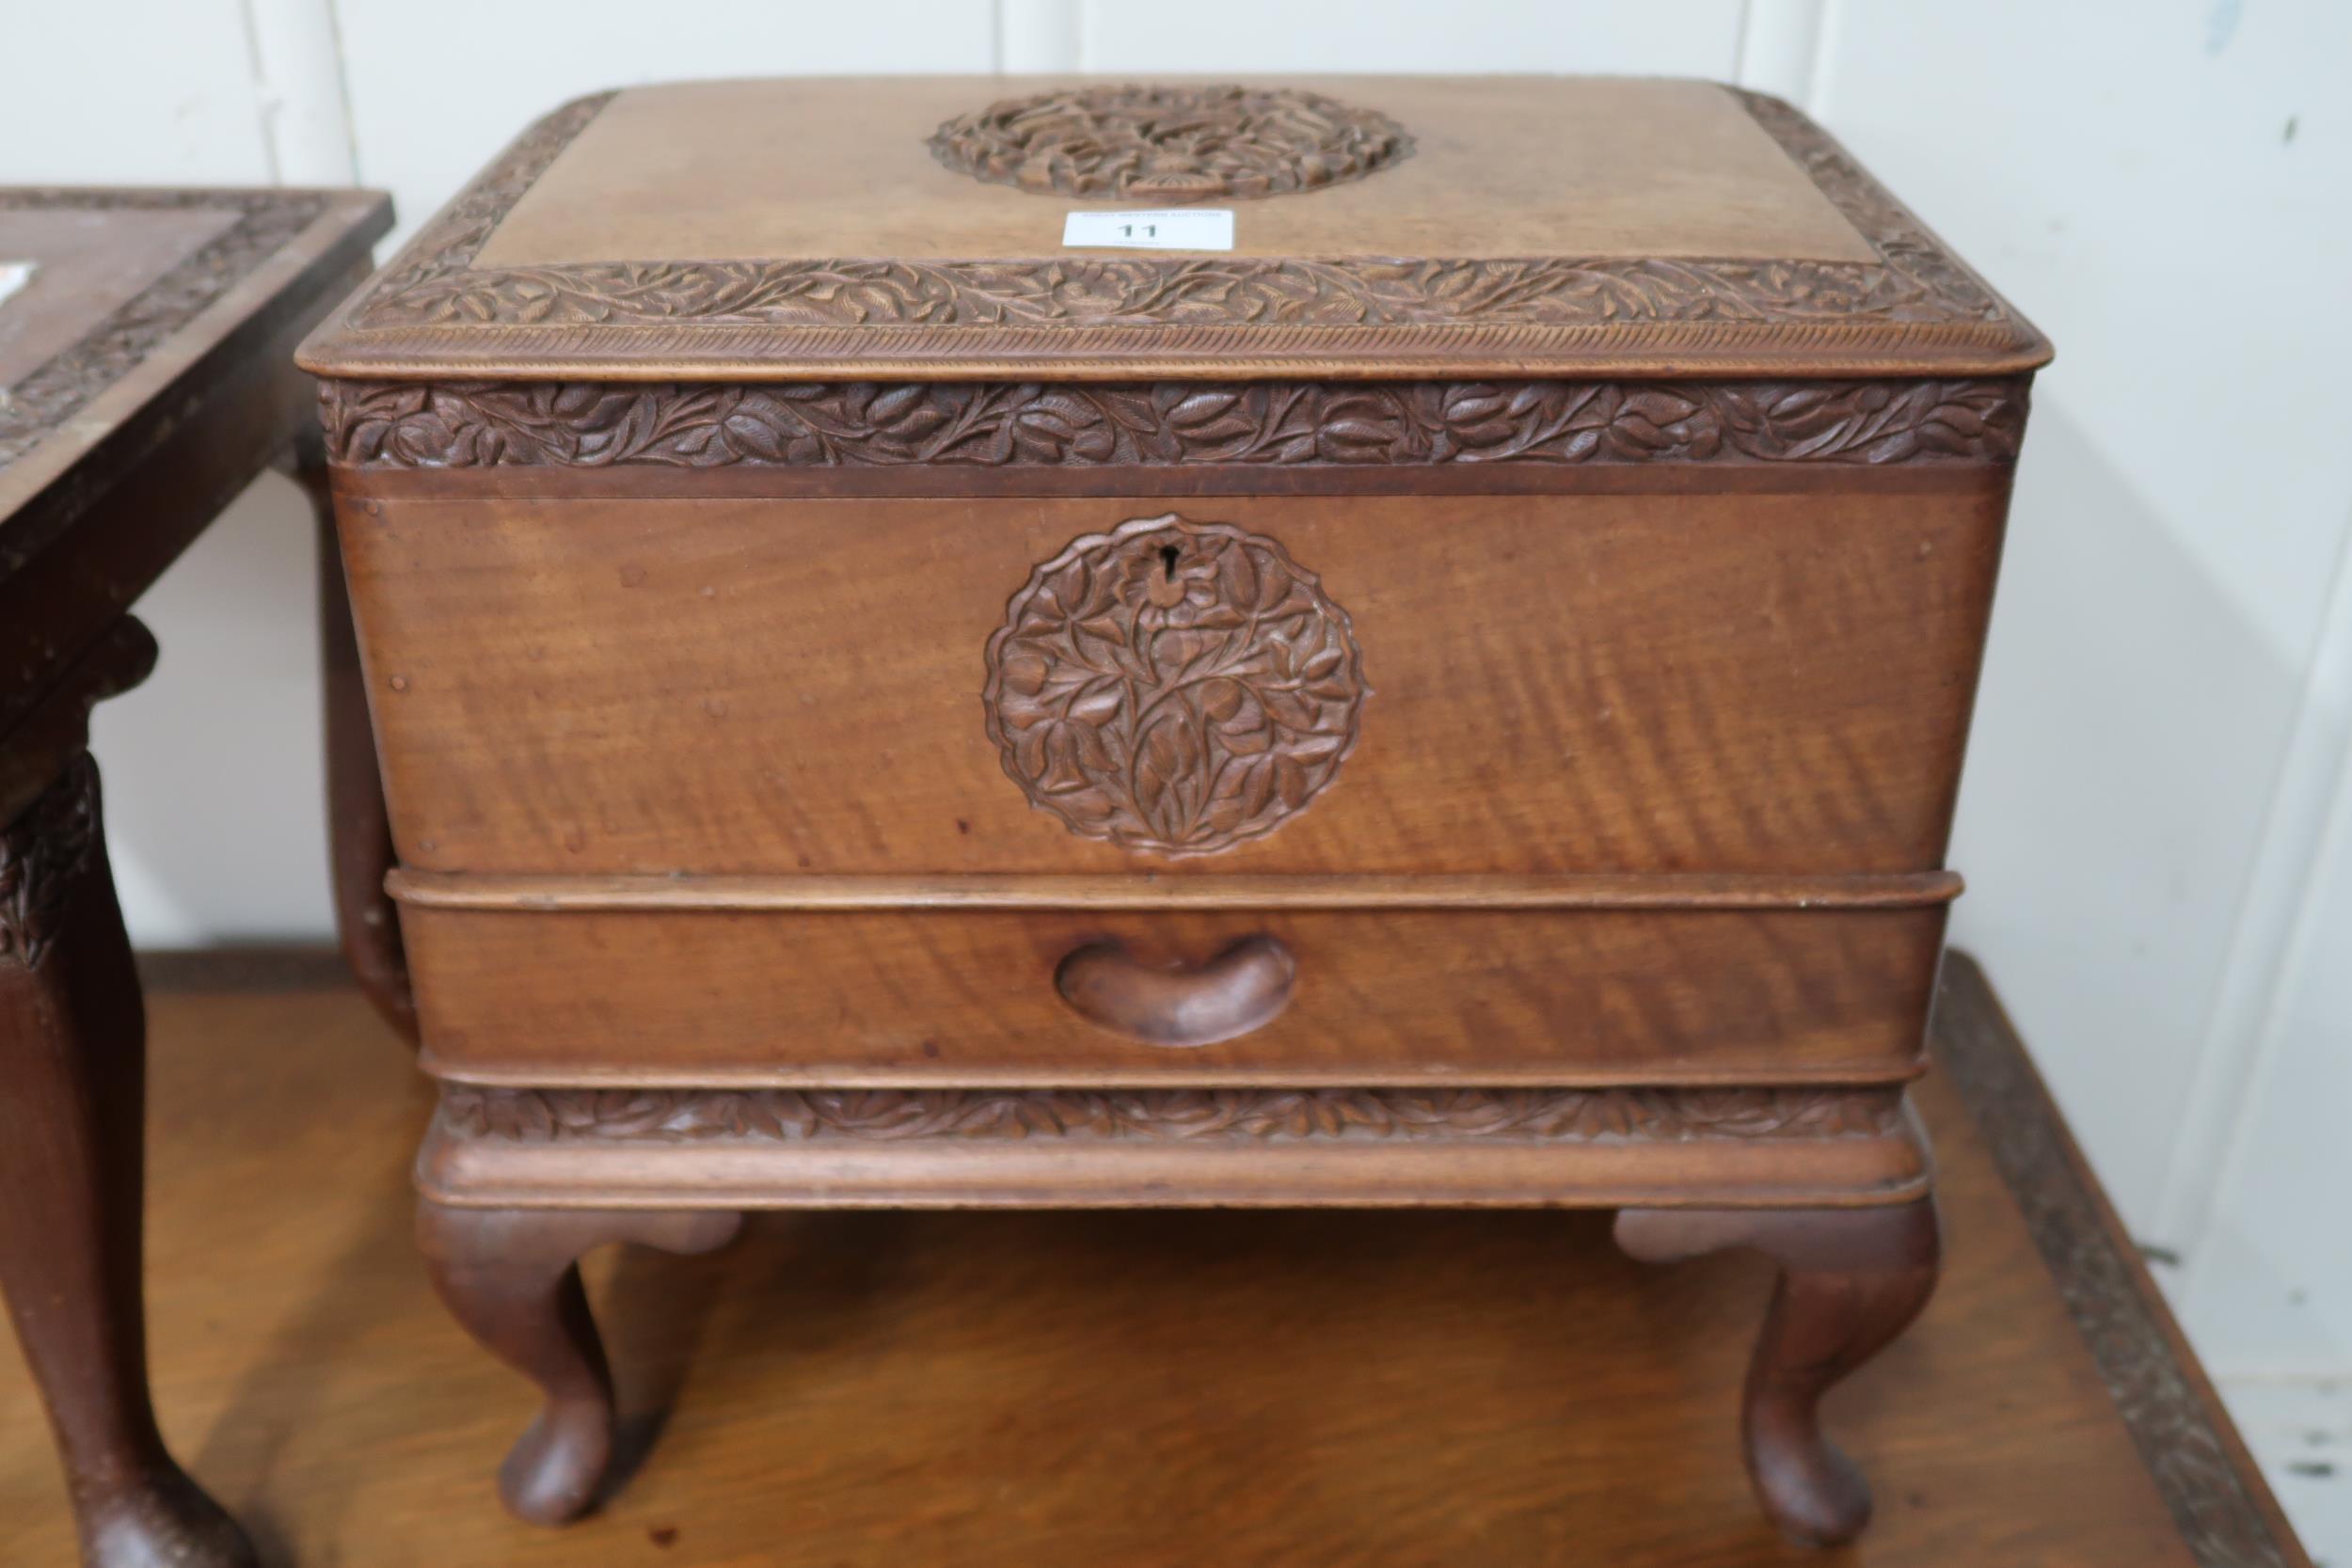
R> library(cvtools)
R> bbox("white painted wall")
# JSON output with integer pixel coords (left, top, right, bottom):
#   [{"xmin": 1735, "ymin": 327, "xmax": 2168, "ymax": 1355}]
[{"xmin": 3, "ymin": 0, "xmax": 2345, "ymax": 1548}]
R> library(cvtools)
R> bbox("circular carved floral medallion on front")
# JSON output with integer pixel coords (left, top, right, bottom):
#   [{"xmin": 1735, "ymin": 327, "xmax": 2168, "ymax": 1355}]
[
  {"xmin": 983, "ymin": 515, "xmax": 1368, "ymax": 856},
  {"xmin": 928, "ymin": 84, "xmax": 1411, "ymax": 204}
]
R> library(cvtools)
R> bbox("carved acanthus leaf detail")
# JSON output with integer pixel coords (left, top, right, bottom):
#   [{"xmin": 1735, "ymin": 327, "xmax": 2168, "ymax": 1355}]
[
  {"xmin": 319, "ymin": 377, "xmax": 2025, "ymax": 469},
  {"xmin": 983, "ymin": 515, "xmax": 1366, "ymax": 855},
  {"xmin": 928, "ymin": 83, "xmax": 1410, "ymax": 203},
  {"xmin": 437, "ymin": 1085, "xmax": 1907, "ymax": 1146},
  {"xmin": 0, "ymin": 755, "xmax": 99, "ymax": 969}
]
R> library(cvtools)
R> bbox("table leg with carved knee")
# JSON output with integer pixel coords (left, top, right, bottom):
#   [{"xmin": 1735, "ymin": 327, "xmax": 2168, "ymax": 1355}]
[
  {"xmin": 0, "ymin": 756, "xmax": 259, "ymax": 1568},
  {"xmin": 1613, "ymin": 1196, "xmax": 1943, "ymax": 1547}
]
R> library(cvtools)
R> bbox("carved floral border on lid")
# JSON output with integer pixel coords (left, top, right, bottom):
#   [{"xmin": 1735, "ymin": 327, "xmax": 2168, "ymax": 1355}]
[
  {"xmin": 927, "ymin": 83, "xmax": 1412, "ymax": 203},
  {"xmin": 335, "ymin": 86, "xmax": 2039, "ymax": 360}
]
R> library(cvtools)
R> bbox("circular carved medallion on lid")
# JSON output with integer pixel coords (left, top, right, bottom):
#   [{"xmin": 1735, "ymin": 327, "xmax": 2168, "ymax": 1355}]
[
  {"xmin": 928, "ymin": 84, "xmax": 1411, "ymax": 203},
  {"xmin": 983, "ymin": 514, "xmax": 1368, "ymax": 856}
]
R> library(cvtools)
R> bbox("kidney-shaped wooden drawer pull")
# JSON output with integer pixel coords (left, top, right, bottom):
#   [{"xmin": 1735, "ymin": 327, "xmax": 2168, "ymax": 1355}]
[{"xmin": 1054, "ymin": 935, "xmax": 1296, "ymax": 1048}]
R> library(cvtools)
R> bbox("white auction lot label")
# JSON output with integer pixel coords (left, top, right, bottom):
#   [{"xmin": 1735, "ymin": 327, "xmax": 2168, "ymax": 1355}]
[{"xmin": 1061, "ymin": 210, "xmax": 1235, "ymax": 251}]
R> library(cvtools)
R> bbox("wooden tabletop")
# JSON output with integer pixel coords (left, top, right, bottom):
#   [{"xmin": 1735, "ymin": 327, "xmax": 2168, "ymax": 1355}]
[
  {"xmin": 0, "ymin": 186, "xmax": 388, "ymax": 818},
  {"xmin": 0, "ymin": 187, "xmax": 386, "ymax": 518},
  {"xmin": 0, "ymin": 951, "xmax": 2307, "ymax": 1566}
]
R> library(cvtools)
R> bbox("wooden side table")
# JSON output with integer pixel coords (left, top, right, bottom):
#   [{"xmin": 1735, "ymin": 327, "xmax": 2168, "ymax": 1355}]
[{"xmin": 0, "ymin": 186, "xmax": 393, "ymax": 1568}]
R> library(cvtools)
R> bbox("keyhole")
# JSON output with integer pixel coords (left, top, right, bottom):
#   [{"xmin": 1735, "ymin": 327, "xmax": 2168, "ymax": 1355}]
[{"xmin": 1146, "ymin": 542, "xmax": 1188, "ymax": 608}]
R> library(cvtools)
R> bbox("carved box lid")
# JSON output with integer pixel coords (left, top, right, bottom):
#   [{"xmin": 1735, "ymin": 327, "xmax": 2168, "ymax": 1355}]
[{"xmin": 296, "ymin": 75, "xmax": 2048, "ymax": 382}]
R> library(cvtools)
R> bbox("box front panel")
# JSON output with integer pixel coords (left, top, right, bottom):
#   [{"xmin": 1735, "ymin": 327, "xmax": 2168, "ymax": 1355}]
[{"xmin": 339, "ymin": 486, "xmax": 2005, "ymax": 878}]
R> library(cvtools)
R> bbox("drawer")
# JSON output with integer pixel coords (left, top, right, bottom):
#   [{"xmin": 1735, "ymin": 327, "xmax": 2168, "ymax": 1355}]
[
  {"xmin": 339, "ymin": 485, "xmax": 2004, "ymax": 878},
  {"xmin": 396, "ymin": 886, "xmax": 1949, "ymax": 1085}
]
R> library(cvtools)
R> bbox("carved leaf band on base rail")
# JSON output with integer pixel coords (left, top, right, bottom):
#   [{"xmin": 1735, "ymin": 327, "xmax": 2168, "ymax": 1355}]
[
  {"xmin": 320, "ymin": 376, "xmax": 2025, "ymax": 469},
  {"xmin": 437, "ymin": 1085, "xmax": 1907, "ymax": 1146}
]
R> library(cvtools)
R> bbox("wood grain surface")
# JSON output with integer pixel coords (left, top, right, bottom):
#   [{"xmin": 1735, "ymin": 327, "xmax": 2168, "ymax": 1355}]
[
  {"xmin": 479, "ymin": 78, "xmax": 1880, "ymax": 269},
  {"xmin": 0, "ymin": 204, "xmax": 238, "ymax": 387},
  {"xmin": 400, "ymin": 903, "xmax": 1947, "ymax": 1086},
  {"xmin": 0, "ymin": 952, "xmax": 2309, "ymax": 1568},
  {"xmin": 387, "ymin": 866, "xmax": 1966, "ymax": 911},
  {"xmin": 338, "ymin": 487, "xmax": 2006, "ymax": 878}
]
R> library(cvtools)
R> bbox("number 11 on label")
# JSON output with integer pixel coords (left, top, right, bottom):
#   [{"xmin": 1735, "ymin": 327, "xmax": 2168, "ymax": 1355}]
[{"xmin": 1061, "ymin": 210, "xmax": 1236, "ymax": 251}]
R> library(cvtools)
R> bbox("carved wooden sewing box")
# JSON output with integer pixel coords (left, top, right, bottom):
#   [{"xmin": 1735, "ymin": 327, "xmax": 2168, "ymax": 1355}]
[{"xmin": 297, "ymin": 76, "xmax": 2047, "ymax": 1546}]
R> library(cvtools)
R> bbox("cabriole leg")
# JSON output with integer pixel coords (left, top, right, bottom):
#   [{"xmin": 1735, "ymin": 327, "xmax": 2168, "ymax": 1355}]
[
  {"xmin": 0, "ymin": 757, "xmax": 257, "ymax": 1568},
  {"xmin": 415, "ymin": 1201, "xmax": 744, "ymax": 1526},
  {"xmin": 1614, "ymin": 1197, "xmax": 1942, "ymax": 1547}
]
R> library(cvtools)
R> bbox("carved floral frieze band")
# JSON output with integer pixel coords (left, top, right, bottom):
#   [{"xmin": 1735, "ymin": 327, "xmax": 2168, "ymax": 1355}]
[
  {"xmin": 929, "ymin": 84, "xmax": 1411, "ymax": 203},
  {"xmin": 984, "ymin": 515, "xmax": 1367, "ymax": 855},
  {"xmin": 320, "ymin": 376, "xmax": 2024, "ymax": 468},
  {"xmin": 340, "ymin": 87, "xmax": 2032, "ymax": 356},
  {"xmin": 0, "ymin": 754, "xmax": 98, "ymax": 969},
  {"xmin": 437, "ymin": 1085, "xmax": 1906, "ymax": 1146}
]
